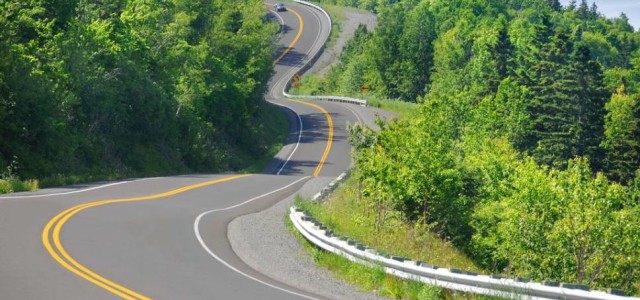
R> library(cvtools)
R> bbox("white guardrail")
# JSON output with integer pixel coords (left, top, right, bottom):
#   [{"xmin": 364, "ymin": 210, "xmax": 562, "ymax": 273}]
[
  {"xmin": 288, "ymin": 3, "xmax": 639, "ymax": 299},
  {"xmin": 290, "ymin": 191, "xmax": 637, "ymax": 300},
  {"xmin": 282, "ymin": 0, "xmax": 367, "ymax": 107}
]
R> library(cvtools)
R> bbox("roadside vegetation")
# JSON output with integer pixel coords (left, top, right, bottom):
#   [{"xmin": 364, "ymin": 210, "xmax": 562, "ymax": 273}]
[
  {"xmin": 295, "ymin": 184, "xmax": 483, "ymax": 273},
  {"xmin": 0, "ymin": 162, "xmax": 38, "ymax": 193},
  {"xmin": 286, "ymin": 204, "xmax": 502, "ymax": 300},
  {"xmin": 0, "ymin": 0, "xmax": 287, "ymax": 193},
  {"xmin": 297, "ymin": 0, "xmax": 640, "ymax": 296}
]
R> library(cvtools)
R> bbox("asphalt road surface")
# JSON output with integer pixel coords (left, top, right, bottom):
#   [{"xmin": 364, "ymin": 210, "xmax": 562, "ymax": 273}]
[{"xmin": 0, "ymin": 2, "xmax": 385, "ymax": 299}]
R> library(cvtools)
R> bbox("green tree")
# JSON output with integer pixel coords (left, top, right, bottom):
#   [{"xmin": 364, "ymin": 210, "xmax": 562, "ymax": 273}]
[
  {"xmin": 492, "ymin": 158, "xmax": 640, "ymax": 292},
  {"xmin": 370, "ymin": 2, "xmax": 406, "ymax": 99},
  {"xmin": 602, "ymin": 85, "xmax": 640, "ymax": 183},
  {"xmin": 398, "ymin": 0, "xmax": 435, "ymax": 100},
  {"xmin": 569, "ymin": 43, "xmax": 607, "ymax": 169}
]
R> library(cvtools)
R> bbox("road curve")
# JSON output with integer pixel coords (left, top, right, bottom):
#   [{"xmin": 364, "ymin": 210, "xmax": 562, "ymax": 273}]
[{"xmin": 0, "ymin": 2, "xmax": 381, "ymax": 299}]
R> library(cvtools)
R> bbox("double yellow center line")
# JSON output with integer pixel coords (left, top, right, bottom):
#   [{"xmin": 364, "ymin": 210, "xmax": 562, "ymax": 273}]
[
  {"xmin": 42, "ymin": 174, "xmax": 252, "ymax": 299},
  {"xmin": 277, "ymin": 8, "xmax": 333, "ymax": 177},
  {"xmin": 42, "ymin": 5, "xmax": 333, "ymax": 300}
]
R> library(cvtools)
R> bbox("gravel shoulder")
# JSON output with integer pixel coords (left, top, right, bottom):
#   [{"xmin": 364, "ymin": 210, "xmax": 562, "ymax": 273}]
[
  {"xmin": 228, "ymin": 177, "xmax": 388, "ymax": 300},
  {"xmin": 227, "ymin": 6, "xmax": 386, "ymax": 300}
]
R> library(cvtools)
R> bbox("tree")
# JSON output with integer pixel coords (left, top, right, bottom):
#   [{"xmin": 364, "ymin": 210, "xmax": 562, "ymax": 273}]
[
  {"xmin": 577, "ymin": 0, "xmax": 589, "ymax": 20},
  {"xmin": 547, "ymin": 0, "xmax": 561, "ymax": 11},
  {"xmin": 370, "ymin": 3, "xmax": 406, "ymax": 99},
  {"xmin": 494, "ymin": 16, "xmax": 514, "ymax": 83},
  {"xmin": 603, "ymin": 85, "xmax": 640, "ymax": 183},
  {"xmin": 398, "ymin": 1, "xmax": 436, "ymax": 100},
  {"xmin": 492, "ymin": 158, "xmax": 640, "ymax": 292},
  {"xmin": 522, "ymin": 26, "xmax": 576, "ymax": 167},
  {"xmin": 0, "ymin": 0, "xmax": 283, "ymax": 180},
  {"xmin": 569, "ymin": 44, "xmax": 607, "ymax": 169}
]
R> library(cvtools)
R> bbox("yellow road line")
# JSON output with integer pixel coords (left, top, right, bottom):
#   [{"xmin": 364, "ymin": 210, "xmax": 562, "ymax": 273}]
[
  {"xmin": 276, "ymin": 7, "xmax": 333, "ymax": 177},
  {"xmin": 42, "ymin": 174, "xmax": 252, "ymax": 299},
  {"xmin": 42, "ymin": 4, "xmax": 331, "ymax": 298},
  {"xmin": 288, "ymin": 99, "xmax": 333, "ymax": 177},
  {"xmin": 274, "ymin": 7, "xmax": 304, "ymax": 64}
]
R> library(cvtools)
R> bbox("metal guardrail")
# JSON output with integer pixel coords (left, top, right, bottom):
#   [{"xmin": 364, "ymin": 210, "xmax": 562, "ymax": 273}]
[
  {"xmin": 285, "ymin": 94, "xmax": 367, "ymax": 106},
  {"xmin": 290, "ymin": 206, "xmax": 638, "ymax": 300},
  {"xmin": 285, "ymin": 2, "xmax": 639, "ymax": 299},
  {"xmin": 282, "ymin": 0, "xmax": 368, "ymax": 107},
  {"xmin": 285, "ymin": 1, "xmax": 638, "ymax": 299}
]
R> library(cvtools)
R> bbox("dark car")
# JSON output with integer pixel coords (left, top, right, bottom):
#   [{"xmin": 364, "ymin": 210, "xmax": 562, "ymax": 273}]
[{"xmin": 275, "ymin": 3, "xmax": 286, "ymax": 11}]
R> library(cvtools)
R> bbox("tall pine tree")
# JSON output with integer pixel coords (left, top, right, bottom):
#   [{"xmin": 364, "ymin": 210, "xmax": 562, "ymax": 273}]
[{"xmin": 569, "ymin": 43, "xmax": 607, "ymax": 169}]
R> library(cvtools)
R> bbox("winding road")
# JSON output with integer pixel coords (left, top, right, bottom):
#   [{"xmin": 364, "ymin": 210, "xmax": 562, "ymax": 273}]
[{"xmin": 0, "ymin": 2, "xmax": 383, "ymax": 299}]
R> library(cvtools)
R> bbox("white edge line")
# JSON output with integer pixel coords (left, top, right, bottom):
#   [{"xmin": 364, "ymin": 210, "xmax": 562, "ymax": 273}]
[
  {"xmin": 268, "ymin": 2, "xmax": 324, "ymax": 175},
  {"xmin": 193, "ymin": 176, "xmax": 318, "ymax": 300},
  {"xmin": 340, "ymin": 103, "xmax": 364, "ymax": 125},
  {"xmin": 280, "ymin": 2, "xmax": 326, "ymax": 98},
  {"xmin": 268, "ymin": 3, "xmax": 304, "ymax": 176},
  {"xmin": 0, "ymin": 178, "xmax": 158, "ymax": 199},
  {"xmin": 269, "ymin": 102, "xmax": 304, "ymax": 175},
  {"xmin": 269, "ymin": 8, "xmax": 285, "ymax": 38}
]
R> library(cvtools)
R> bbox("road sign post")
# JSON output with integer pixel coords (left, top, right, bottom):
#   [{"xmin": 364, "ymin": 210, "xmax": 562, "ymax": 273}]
[
  {"xmin": 361, "ymin": 83, "xmax": 370, "ymax": 105},
  {"xmin": 293, "ymin": 74, "xmax": 301, "ymax": 92}
]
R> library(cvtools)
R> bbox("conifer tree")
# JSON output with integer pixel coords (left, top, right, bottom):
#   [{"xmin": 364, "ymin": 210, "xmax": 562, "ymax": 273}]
[
  {"xmin": 569, "ymin": 44, "xmax": 607, "ymax": 169},
  {"xmin": 577, "ymin": 0, "xmax": 589, "ymax": 20},
  {"xmin": 489, "ymin": 15, "xmax": 515, "ymax": 93},
  {"xmin": 547, "ymin": 0, "xmax": 561, "ymax": 11}
]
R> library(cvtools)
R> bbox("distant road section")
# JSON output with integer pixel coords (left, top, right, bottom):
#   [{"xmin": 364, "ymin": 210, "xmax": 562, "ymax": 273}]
[{"xmin": 0, "ymin": 1, "xmax": 387, "ymax": 300}]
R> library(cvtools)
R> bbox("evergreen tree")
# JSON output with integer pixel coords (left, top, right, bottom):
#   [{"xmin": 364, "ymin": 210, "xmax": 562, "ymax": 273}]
[
  {"xmin": 569, "ymin": 44, "xmax": 607, "ymax": 169},
  {"xmin": 371, "ymin": 3, "xmax": 406, "ymax": 99},
  {"xmin": 547, "ymin": 0, "xmax": 561, "ymax": 11},
  {"xmin": 516, "ymin": 14, "xmax": 568, "ymax": 164},
  {"xmin": 491, "ymin": 15, "xmax": 514, "ymax": 91},
  {"xmin": 589, "ymin": 2, "xmax": 598, "ymax": 19},
  {"xmin": 399, "ymin": 1, "xmax": 435, "ymax": 101},
  {"xmin": 577, "ymin": 0, "xmax": 589, "ymax": 20}
]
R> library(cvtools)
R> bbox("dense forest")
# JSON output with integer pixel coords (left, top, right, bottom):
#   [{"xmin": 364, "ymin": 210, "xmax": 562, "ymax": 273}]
[
  {"xmin": 314, "ymin": 0, "xmax": 640, "ymax": 294},
  {"xmin": 0, "ymin": 0, "xmax": 285, "ymax": 187}
]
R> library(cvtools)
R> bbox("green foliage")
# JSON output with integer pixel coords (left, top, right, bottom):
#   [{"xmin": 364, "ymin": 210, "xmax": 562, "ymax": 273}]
[
  {"xmin": 480, "ymin": 158, "xmax": 640, "ymax": 292},
  {"xmin": 292, "ymin": 194, "xmax": 486, "ymax": 300},
  {"xmin": 0, "ymin": 160, "xmax": 38, "ymax": 193},
  {"xmin": 322, "ymin": 1, "xmax": 438, "ymax": 102},
  {"xmin": 603, "ymin": 85, "xmax": 640, "ymax": 183},
  {"xmin": 0, "ymin": 0, "xmax": 286, "ymax": 188},
  {"xmin": 352, "ymin": 112, "xmax": 474, "ymax": 244},
  {"xmin": 319, "ymin": 0, "xmax": 640, "ymax": 294},
  {"xmin": 319, "ymin": 0, "xmax": 640, "ymax": 176}
]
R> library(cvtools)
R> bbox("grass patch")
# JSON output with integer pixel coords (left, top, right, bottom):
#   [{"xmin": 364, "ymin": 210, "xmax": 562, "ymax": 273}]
[
  {"xmin": 286, "ymin": 203, "xmax": 503, "ymax": 299},
  {"xmin": 294, "ymin": 176, "xmax": 484, "ymax": 274},
  {"xmin": 366, "ymin": 97, "xmax": 420, "ymax": 118},
  {"xmin": 291, "ymin": 76, "xmax": 419, "ymax": 119},
  {"xmin": 0, "ymin": 177, "xmax": 38, "ymax": 194},
  {"xmin": 293, "ymin": 75, "xmax": 326, "ymax": 95},
  {"xmin": 37, "ymin": 170, "xmax": 151, "ymax": 189}
]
